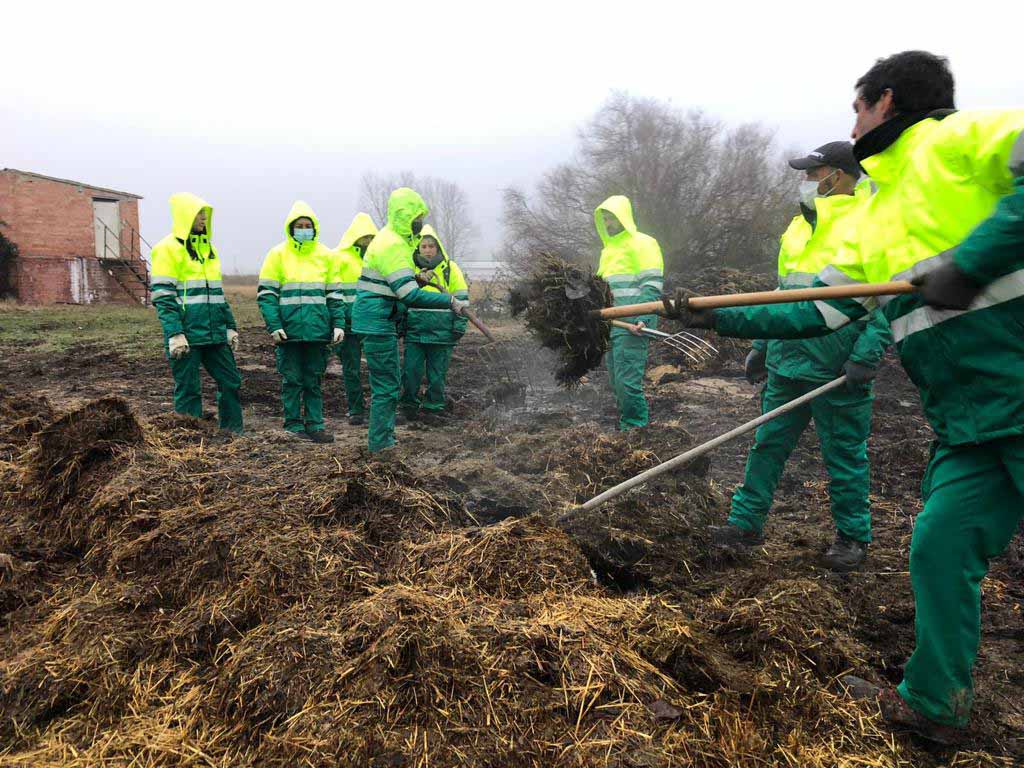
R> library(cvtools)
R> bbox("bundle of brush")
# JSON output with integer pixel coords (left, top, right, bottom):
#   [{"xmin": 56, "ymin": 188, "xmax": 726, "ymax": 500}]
[{"xmin": 510, "ymin": 254, "xmax": 612, "ymax": 387}]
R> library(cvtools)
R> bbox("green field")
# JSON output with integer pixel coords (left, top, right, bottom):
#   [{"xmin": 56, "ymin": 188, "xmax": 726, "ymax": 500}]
[{"xmin": 0, "ymin": 288, "xmax": 265, "ymax": 356}]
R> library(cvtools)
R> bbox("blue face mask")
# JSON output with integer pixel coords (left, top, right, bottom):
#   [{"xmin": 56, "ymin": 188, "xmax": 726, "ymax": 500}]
[{"xmin": 293, "ymin": 227, "xmax": 315, "ymax": 243}]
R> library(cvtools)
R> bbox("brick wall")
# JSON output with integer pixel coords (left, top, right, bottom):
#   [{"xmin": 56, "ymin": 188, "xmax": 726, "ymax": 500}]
[
  {"xmin": 12, "ymin": 258, "xmax": 73, "ymax": 304},
  {"xmin": 0, "ymin": 170, "xmax": 143, "ymax": 304}
]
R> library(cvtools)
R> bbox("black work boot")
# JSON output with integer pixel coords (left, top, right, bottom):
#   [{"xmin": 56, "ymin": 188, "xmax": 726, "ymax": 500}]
[
  {"xmin": 823, "ymin": 533, "xmax": 868, "ymax": 572},
  {"xmin": 708, "ymin": 523, "xmax": 764, "ymax": 549},
  {"xmin": 348, "ymin": 413, "xmax": 365, "ymax": 426},
  {"xmin": 304, "ymin": 429, "xmax": 335, "ymax": 444},
  {"xmin": 841, "ymin": 676, "xmax": 964, "ymax": 745}
]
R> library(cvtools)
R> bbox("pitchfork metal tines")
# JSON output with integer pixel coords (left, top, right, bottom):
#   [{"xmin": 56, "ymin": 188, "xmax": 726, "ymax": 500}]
[{"xmin": 609, "ymin": 320, "xmax": 718, "ymax": 365}]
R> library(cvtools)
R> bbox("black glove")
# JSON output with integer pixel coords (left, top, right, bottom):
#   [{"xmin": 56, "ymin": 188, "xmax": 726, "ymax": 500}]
[
  {"xmin": 843, "ymin": 360, "xmax": 877, "ymax": 390},
  {"xmin": 660, "ymin": 289, "xmax": 716, "ymax": 329},
  {"xmin": 911, "ymin": 261, "xmax": 982, "ymax": 310},
  {"xmin": 744, "ymin": 349, "xmax": 767, "ymax": 385}
]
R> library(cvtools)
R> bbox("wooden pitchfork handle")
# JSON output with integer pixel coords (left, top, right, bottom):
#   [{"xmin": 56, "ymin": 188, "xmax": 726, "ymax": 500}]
[
  {"xmin": 591, "ymin": 281, "xmax": 916, "ymax": 320},
  {"xmin": 420, "ymin": 276, "xmax": 497, "ymax": 343}
]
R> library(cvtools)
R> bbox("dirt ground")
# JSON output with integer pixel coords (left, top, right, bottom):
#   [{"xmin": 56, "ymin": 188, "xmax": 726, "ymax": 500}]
[{"xmin": 1, "ymin": 291, "xmax": 1021, "ymax": 766}]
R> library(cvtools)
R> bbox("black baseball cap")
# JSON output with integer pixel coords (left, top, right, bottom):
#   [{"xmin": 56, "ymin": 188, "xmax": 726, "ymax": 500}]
[{"xmin": 789, "ymin": 141, "xmax": 861, "ymax": 178}]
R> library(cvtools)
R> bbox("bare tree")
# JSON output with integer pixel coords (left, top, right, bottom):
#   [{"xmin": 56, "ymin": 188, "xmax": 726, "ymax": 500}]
[
  {"xmin": 501, "ymin": 92, "xmax": 796, "ymax": 276},
  {"xmin": 358, "ymin": 172, "xmax": 480, "ymax": 260}
]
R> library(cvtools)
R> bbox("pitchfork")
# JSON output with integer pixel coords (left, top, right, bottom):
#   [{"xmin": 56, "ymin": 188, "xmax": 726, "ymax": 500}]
[{"xmin": 609, "ymin": 319, "xmax": 718, "ymax": 365}]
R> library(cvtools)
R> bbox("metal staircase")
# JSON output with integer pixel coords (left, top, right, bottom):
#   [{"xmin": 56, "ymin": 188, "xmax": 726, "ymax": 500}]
[{"xmin": 95, "ymin": 218, "xmax": 151, "ymax": 305}]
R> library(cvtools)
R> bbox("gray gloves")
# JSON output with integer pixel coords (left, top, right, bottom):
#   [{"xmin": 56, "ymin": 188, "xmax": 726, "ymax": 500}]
[
  {"xmin": 660, "ymin": 289, "xmax": 716, "ymax": 329},
  {"xmin": 911, "ymin": 261, "xmax": 982, "ymax": 310},
  {"xmin": 843, "ymin": 360, "xmax": 877, "ymax": 390},
  {"xmin": 744, "ymin": 348, "xmax": 767, "ymax": 384}
]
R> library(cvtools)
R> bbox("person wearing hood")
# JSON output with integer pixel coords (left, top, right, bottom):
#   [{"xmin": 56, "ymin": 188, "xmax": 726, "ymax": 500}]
[
  {"xmin": 665, "ymin": 51, "xmax": 1024, "ymax": 744},
  {"xmin": 351, "ymin": 187, "xmax": 467, "ymax": 452},
  {"xmin": 149, "ymin": 193, "xmax": 243, "ymax": 433},
  {"xmin": 257, "ymin": 201, "xmax": 345, "ymax": 443},
  {"xmin": 595, "ymin": 195, "xmax": 664, "ymax": 430},
  {"xmin": 399, "ymin": 225, "xmax": 470, "ymax": 423},
  {"xmin": 709, "ymin": 142, "xmax": 893, "ymax": 573},
  {"xmin": 331, "ymin": 212, "xmax": 378, "ymax": 426}
]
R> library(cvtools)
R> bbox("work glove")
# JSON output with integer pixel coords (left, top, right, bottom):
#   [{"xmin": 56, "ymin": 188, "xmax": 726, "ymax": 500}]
[
  {"xmin": 271, "ymin": 329, "xmax": 288, "ymax": 344},
  {"xmin": 911, "ymin": 261, "xmax": 982, "ymax": 310},
  {"xmin": 629, "ymin": 320, "xmax": 647, "ymax": 337},
  {"xmin": 416, "ymin": 269, "xmax": 437, "ymax": 287},
  {"xmin": 660, "ymin": 289, "xmax": 716, "ymax": 329},
  {"xmin": 331, "ymin": 328, "xmax": 345, "ymax": 346},
  {"xmin": 744, "ymin": 348, "xmax": 767, "ymax": 385},
  {"xmin": 227, "ymin": 329, "xmax": 239, "ymax": 352},
  {"xmin": 843, "ymin": 360, "xmax": 877, "ymax": 391},
  {"xmin": 450, "ymin": 297, "xmax": 469, "ymax": 317},
  {"xmin": 168, "ymin": 334, "xmax": 190, "ymax": 359}
]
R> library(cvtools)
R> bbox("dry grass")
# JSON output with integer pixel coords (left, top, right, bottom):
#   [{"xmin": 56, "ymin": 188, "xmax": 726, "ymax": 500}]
[{"xmin": 0, "ymin": 391, "xmax": 1008, "ymax": 767}]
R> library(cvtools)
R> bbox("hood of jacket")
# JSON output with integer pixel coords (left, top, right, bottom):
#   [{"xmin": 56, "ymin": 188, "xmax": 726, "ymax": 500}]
[
  {"xmin": 337, "ymin": 212, "xmax": 379, "ymax": 252},
  {"xmin": 284, "ymin": 200, "xmax": 321, "ymax": 251},
  {"xmin": 387, "ymin": 187, "xmax": 429, "ymax": 242},
  {"xmin": 170, "ymin": 192, "xmax": 213, "ymax": 241},
  {"xmin": 594, "ymin": 195, "xmax": 639, "ymax": 245},
  {"xmin": 415, "ymin": 224, "xmax": 450, "ymax": 270}
]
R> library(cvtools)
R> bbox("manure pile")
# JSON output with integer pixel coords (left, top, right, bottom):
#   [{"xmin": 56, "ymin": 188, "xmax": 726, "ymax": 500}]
[{"xmin": 0, "ymin": 391, "xmax": 1001, "ymax": 767}]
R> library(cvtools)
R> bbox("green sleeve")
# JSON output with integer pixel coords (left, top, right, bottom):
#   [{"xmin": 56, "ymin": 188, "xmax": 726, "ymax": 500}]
[
  {"xmin": 393, "ymin": 273, "xmax": 453, "ymax": 309},
  {"xmin": 846, "ymin": 309, "xmax": 893, "ymax": 369},
  {"xmin": 224, "ymin": 300, "xmax": 238, "ymax": 331},
  {"xmin": 326, "ymin": 267, "xmax": 346, "ymax": 330},
  {"xmin": 954, "ymin": 177, "xmax": 1024, "ymax": 285},
  {"xmin": 715, "ymin": 295, "xmax": 867, "ymax": 340},
  {"xmin": 751, "ymin": 339, "xmax": 768, "ymax": 354},
  {"xmin": 257, "ymin": 251, "xmax": 283, "ymax": 333},
  {"xmin": 152, "ymin": 291, "xmax": 183, "ymax": 339}
]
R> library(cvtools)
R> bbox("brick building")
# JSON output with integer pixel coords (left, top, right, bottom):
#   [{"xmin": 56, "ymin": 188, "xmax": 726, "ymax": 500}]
[{"xmin": 0, "ymin": 169, "xmax": 149, "ymax": 305}]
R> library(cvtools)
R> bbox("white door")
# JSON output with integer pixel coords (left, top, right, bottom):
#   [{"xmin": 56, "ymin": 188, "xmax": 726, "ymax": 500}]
[{"xmin": 93, "ymin": 199, "xmax": 121, "ymax": 259}]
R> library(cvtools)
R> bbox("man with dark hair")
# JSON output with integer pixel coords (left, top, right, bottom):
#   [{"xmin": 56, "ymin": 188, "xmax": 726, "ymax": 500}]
[
  {"xmin": 710, "ymin": 141, "xmax": 891, "ymax": 573},
  {"xmin": 669, "ymin": 50, "xmax": 1024, "ymax": 743},
  {"xmin": 853, "ymin": 50, "xmax": 955, "ymax": 117}
]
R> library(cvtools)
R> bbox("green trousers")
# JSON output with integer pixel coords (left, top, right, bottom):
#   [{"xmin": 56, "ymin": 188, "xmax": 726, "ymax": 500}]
[
  {"xmin": 362, "ymin": 334, "xmax": 400, "ymax": 452},
  {"xmin": 336, "ymin": 332, "xmax": 366, "ymax": 417},
  {"xmin": 899, "ymin": 436, "xmax": 1024, "ymax": 726},
  {"xmin": 606, "ymin": 331, "xmax": 651, "ymax": 430},
  {"xmin": 168, "ymin": 343, "xmax": 243, "ymax": 433},
  {"xmin": 729, "ymin": 373, "xmax": 874, "ymax": 542},
  {"xmin": 275, "ymin": 342, "xmax": 328, "ymax": 433},
  {"xmin": 400, "ymin": 341, "xmax": 453, "ymax": 415}
]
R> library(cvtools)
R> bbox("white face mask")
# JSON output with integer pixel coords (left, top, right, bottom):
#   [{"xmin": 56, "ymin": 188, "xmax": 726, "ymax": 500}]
[{"xmin": 798, "ymin": 169, "xmax": 840, "ymax": 208}]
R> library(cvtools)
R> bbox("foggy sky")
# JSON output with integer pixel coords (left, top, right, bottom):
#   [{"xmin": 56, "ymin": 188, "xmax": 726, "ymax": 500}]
[{"xmin": 4, "ymin": 0, "xmax": 1022, "ymax": 273}]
